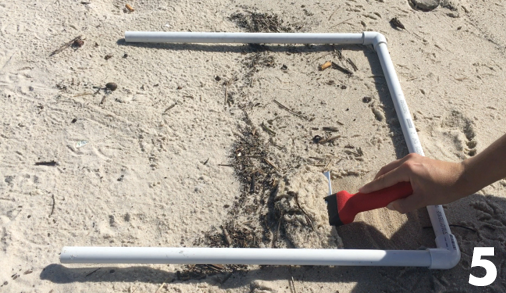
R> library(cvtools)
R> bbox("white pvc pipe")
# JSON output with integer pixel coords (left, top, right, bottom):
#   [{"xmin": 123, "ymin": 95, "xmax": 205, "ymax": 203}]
[
  {"xmin": 125, "ymin": 32, "xmax": 364, "ymax": 45},
  {"xmin": 374, "ymin": 39, "xmax": 461, "ymax": 269},
  {"xmin": 61, "ymin": 32, "xmax": 460, "ymax": 269},
  {"xmin": 60, "ymin": 247, "xmax": 432, "ymax": 267}
]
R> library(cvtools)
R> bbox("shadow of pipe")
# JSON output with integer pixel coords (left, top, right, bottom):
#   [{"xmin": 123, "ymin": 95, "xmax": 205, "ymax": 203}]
[{"xmin": 117, "ymin": 38, "xmax": 367, "ymax": 54}]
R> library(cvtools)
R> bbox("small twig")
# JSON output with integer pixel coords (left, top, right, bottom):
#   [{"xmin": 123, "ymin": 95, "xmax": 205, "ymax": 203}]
[
  {"xmin": 272, "ymin": 212, "xmax": 283, "ymax": 248},
  {"xmin": 85, "ymin": 268, "xmax": 100, "ymax": 277},
  {"xmin": 328, "ymin": 5, "xmax": 341, "ymax": 21},
  {"xmin": 346, "ymin": 58, "xmax": 358, "ymax": 71},
  {"xmin": 309, "ymin": 156, "xmax": 325, "ymax": 161},
  {"xmin": 155, "ymin": 277, "xmax": 174, "ymax": 293},
  {"xmin": 273, "ymin": 100, "xmax": 308, "ymax": 120},
  {"xmin": 162, "ymin": 102, "xmax": 177, "ymax": 114},
  {"xmin": 333, "ymin": 48, "xmax": 343, "ymax": 60},
  {"xmin": 324, "ymin": 159, "xmax": 333, "ymax": 171},
  {"xmin": 250, "ymin": 173, "xmax": 256, "ymax": 194},
  {"xmin": 92, "ymin": 87, "xmax": 102, "ymax": 97},
  {"xmin": 312, "ymin": 53, "xmax": 332, "ymax": 63},
  {"xmin": 218, "ymin": 164, "xmax": 234, "ymax": 167},
  {"xmin": 260, "ymin": 122, "xmax": 276, "ymax": 136},
  {"xmin": 294, "ymin": 195, "xmax": 315, "ymax": 231},
  {"xmin": 73, "ymin": 92, "xmax": 94, "ymax": 97},
  {"xmin": 263, "ymin": 158, "xmax": 278, "ymax": 170},
  {"xmin": 154, "ymin": 282, "xmax": 165, "ymax": 293},
  {"xmin": 49, "ymin": 194, "xmax": 55, "ymax": 217},
  {"xmin": 330, "ymin": 17, "xmax": 353, "ymax": 29},
  {"xmin": 224, "ymin": 85, "xmax": 228, "ymax": 105},
  {"xmin": 322, "ymin": 126, "xmax": 339, "ymax": 132},
  {"xmin": 35, "ymin": 161, "xmax": 58, "ymax": 166},
  {"xmin": 449, "ymin": 224, "xmax": 477, "ymax": 233},
  {"xmin": 224, "ymin": 80, "xmax": 232, "ymax": 106},
  {"xmin": 289, "ymin": 276, "xmax": 297, "ymax": 293},
  {"xmin": 319, "ymin": 135, "xmax": 341, "ymax": 144},
  {"xmin": 331, "ymin": 62, "xmax": 353, "ymax": 75},
  {"xmin": 222, "ymin": 225, "xmax": 232, "ymax": 247},
  {"xmin": 50, "ymin": 36, "xmax": 82, "ymax": 57}
]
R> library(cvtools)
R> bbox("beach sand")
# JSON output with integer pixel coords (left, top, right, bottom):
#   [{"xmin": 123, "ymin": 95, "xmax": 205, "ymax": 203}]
[{"xmin": 1, "ymin": 0, "xmax": 505, "ymax": 292}]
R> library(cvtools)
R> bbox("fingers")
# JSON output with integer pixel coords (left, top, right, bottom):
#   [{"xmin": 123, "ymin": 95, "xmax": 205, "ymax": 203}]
[
  {"xmin": 373, "ymin": 156, "xmax": 408, "ymax": 180},
  {"xmin": 374, "ymin": 153, "xmax": 420, "ymax": 179},
  {"xmin": 360, "ymin": 163, "xmax": 412, "ymax": 193},
  {"xmin": 388, "ymin": 192, "xmax": 425, "ymax": 214},
  {"xmin": 361, "ymin": 153, "xmax": 421, "ymax": 193}
]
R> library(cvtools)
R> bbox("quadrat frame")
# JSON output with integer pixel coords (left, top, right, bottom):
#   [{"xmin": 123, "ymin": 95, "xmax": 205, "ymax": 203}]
[{"xmin": 60, "ymin": 31, "xmax": 460, "ymax": 269}]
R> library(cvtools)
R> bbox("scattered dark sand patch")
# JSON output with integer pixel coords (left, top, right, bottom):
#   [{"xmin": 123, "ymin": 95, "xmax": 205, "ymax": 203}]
[{"xmin": 229, "ymin": 12, "xmax": 293, "ymax": 33}]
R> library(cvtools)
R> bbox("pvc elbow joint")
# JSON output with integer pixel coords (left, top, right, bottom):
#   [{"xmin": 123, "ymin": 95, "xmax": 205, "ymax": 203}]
[
  {"xmin": 362, "ymin": 32, "xmax": 387, "ymax": 50},
  {"xmin": 427, "ymin": 234, "xmax": 461, "ymax": 269}
]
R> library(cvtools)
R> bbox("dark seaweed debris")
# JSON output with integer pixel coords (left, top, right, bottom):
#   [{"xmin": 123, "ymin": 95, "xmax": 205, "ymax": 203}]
[{"xmin": 229, "ymin": 12, "xmax": 292, "ymax": 33}]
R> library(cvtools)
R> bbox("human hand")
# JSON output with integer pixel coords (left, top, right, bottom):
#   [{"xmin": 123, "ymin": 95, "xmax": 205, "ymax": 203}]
[{"xmin": 359, "ymin": 153, "xmax": 466, "ymax": 213}]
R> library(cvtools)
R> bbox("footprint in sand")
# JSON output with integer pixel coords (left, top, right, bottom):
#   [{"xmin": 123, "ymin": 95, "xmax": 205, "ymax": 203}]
[
  {"xmin": 441, "ymin": 110, "xmax": 478, "ymax": 157},
  {"xmin": 423, "ymin": 110, "xmax": 478, "ymax": 159}
]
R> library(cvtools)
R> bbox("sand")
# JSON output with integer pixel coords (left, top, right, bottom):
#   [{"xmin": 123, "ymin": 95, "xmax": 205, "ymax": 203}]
[{"xmin": 1, "ymin": 0, "xmax": 506, "ymax": 292}]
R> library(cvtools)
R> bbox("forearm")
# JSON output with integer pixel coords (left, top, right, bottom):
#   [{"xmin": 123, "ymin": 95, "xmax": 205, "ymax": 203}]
[{"xmin": 458, "ymin": 133, "xmax": 506, "ymax": 196}]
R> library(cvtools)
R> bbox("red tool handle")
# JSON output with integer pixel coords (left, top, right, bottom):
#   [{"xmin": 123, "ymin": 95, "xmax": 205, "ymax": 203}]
[{"xmin": 336, "ymin": 181, "xmax": 413, "ymax": 225}]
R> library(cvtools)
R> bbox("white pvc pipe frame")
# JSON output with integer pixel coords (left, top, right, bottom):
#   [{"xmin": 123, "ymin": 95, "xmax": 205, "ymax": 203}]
[{"xmin": 60, "ymin": 31, "xmax": 460, "ymax": 269}]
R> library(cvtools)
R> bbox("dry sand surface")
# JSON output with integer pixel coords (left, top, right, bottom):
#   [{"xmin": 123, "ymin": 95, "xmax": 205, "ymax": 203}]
[{"xmin": 1, "ymin": 0, "xmax": 506, "ymax": 292}]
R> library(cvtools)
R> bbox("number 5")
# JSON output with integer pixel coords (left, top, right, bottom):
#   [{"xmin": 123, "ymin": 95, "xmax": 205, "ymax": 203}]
[{"xmin": 469, "ymin": 247, "xmax": 497, "ymax": 286}]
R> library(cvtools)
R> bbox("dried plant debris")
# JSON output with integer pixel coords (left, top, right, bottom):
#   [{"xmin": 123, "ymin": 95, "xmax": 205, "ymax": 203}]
[
  {"xmin": 390, "ymin": 17, "xmax": 405, "ymax": 30},
  {"xmin": 183, "ymin": 120, "xmax": 279, "ymax": 280},
  {"xmin": 318, "ymin": 135, "xmax": 341, "ymax": 144},
  {"xmin": 184, "ymin": 115, "xmax": 340, "ymax": 279},
  {"xmin": 331, "ymin": 62, "xmax": 353, "ymax": 75},
  {"xmin": 273, "ymin": 171, "xmax": 341, "ymax": 249},
  {"xmin": 241, "ymin": 52, "xmax": 276, "ymax": 87},
  {"xmin": 229, "ymin": 12, "xmax": 292, "ymax": 33},
  {"xmin": 322, "ymin": 126, "xmax": 339, "ymax": 132},
  {"xmin": 346, "ymin": 58, "xmax": 358, "ymax": 71},
  {"xmin": 273, "ymin": 100, "xmax": 310, "ymax": 121},
  {"xmin": 177, "ymin": 263, "xmax": 246, "ymax": 281},
  {"xmin": 50, "ymin": 36, "xmax": 83, "ymax": 57},
  {"xmin": 244, "ymin": 54, "xmax": 275, "ymax": 68},
  {"xmin": 35, "ymin": 160, "xmax": 58, "ymax": 166}
]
